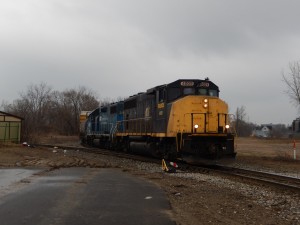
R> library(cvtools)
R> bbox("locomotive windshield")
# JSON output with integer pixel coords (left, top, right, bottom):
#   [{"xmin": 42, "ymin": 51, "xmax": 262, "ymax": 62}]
[
  {"xmin": 183, "ymin": 88, "xmax": 195, "ymax": 95},
  {"xmin": 198, "ymin": 88, "xmax": 218, "ymax": 97},
  {"xmin": 167, "ymin": 87, "xmax": 219, "ymax": 102}
]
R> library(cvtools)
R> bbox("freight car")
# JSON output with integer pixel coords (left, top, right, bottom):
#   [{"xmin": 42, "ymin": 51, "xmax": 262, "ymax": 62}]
[{"xmin": 81, "ymin": 78, "xmax": 236, "ymax": 162}]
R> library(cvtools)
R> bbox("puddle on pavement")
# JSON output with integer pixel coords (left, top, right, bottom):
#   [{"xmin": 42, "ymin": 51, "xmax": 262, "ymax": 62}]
[{"xmin": 0, "ymin": 168, "xmax": 41, "ymax": 189}]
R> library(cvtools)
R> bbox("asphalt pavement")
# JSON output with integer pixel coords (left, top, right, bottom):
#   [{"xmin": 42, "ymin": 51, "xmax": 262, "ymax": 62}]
[{"xmin": 0, "ymin": 167, "xmax": 175, "ymax": 225}]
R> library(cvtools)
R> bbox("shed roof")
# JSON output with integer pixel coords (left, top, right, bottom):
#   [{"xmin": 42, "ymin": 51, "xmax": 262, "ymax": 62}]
[{"xmin": 0, "ymin": 111, "xmax": 24, "ymax": 120}]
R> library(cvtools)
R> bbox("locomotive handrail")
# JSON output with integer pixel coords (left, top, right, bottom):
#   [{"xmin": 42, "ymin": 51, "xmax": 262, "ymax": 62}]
[
  {"xmin": 120, "ymin": 117, "xmax": 152, "ymax": 121},
  {"xmin": 184, "ymin": 112, "xmax": 207, "ymax": 133},
  {"xmin": 117, "ymin": 117, "xmax": 153, "ymax": 133}
]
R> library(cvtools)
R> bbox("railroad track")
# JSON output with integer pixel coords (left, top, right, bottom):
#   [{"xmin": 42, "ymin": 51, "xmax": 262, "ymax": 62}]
[
  {"xmin": 212, "ymin": 165, "xmax": 300, "ymax": 193},
  {"xmin": 38, "ymin": 144, "xmax": 300, "ymax": 192},
  {"xmin": 81, "ymin": 147, "xmax": 300, "ymax": 193}
]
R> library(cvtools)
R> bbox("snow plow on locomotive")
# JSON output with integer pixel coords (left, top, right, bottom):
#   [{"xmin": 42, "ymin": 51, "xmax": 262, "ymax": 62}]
[{"xmin": 81, "ymin": 78, "xmax": 236, "ymax": 163}]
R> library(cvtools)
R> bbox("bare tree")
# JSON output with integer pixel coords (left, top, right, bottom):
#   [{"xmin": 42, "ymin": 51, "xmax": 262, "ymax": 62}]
[
  {"xmin": 3, "ymin": 83, "xmax": 53, "ymax": 142},
  {"xmin": 2, "ymin": 84, "xmax": 100, "ymax": 140},
  {"xmin": 235, "ymin": 106, "xmax": 247, "ymax": 122},
  {"xmin": 51, "ymin": 87, "xmax": 99, "ymax": 135},
  {"xmin": 233, "ymin": 106, "xmax": 254, "ymax": 137},
  {"xmin": 282, "ymin": 61, "xmax": 300, "ymax": 107}
]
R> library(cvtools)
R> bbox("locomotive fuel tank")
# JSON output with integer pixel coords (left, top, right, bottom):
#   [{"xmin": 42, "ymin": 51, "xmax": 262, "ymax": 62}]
[{"xmin": 129, "ymin": 141, "xmax": 159, "ymax": 157}]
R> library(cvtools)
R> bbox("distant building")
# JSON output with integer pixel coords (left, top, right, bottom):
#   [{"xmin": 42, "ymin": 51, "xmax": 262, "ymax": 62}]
[
  {"xmin": 0, "ymin": 111, "xmax": 23, "ymax": 143},
  {"xmin": 292, "ymin": 118, "xmax": 300, "ymax": 132},
  {"xmin": 252, "ymin": 125, "xmax": 272, "ymax": 138},
  {"xmin": 252, "ymin": 123, "xmax": 290, "ymax": 138},
  {"xmin": 290, "ymin": 118, "xmax": 300, "ymax": 138}
]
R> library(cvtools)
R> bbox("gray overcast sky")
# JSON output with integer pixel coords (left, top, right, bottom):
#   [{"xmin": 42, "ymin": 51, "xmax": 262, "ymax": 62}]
[{"xmin": 0, "ymin": 0, "xmax": 299, "ymax": 125}]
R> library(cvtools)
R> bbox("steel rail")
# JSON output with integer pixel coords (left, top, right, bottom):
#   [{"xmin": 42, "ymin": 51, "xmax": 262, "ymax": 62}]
[
  {"xmin": 212, "ymin": 165, "xmax": 300, "ymax": 192},
  {"xmin": 37, "ymin": 144, "xmax": 300, "ymax": 192}
]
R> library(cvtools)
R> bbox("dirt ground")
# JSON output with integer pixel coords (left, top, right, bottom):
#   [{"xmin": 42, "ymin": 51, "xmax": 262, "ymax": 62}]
[{"xmin": 1, "ymin": 136, "xmax": 300, "ymax": 225}]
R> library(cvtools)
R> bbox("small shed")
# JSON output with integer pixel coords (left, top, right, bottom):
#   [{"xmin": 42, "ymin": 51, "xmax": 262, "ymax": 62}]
[{"xmin": 0, "ymin": 111, "xmax": 23, "ymax": 143}]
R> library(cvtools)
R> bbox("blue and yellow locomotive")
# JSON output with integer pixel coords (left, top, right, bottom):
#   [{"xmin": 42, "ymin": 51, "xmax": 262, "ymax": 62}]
[{"xmin": 82, "ymin": 78, "xmax": 236, "ymax": 162}]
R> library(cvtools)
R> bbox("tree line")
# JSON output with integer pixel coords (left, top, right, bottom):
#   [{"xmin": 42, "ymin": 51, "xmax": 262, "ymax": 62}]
[{"xmin": 1, "ymin": 83, "xmax": 100, "ymax": 142}]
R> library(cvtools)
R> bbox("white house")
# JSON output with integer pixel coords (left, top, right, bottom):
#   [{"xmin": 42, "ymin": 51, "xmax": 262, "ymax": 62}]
[{"xmin": 252, "ymin": 125, "xmax": 272, "ymax": 138}]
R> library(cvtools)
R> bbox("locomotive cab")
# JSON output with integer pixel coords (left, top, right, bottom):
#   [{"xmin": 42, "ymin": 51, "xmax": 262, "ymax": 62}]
[{"xmin": 163, "ymin": 79, "xmax": 236, "ymax": 161}]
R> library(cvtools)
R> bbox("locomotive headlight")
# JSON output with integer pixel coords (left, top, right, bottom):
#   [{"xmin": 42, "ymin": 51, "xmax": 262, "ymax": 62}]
[
  {"xmin": 203, "ymin": 99, "xmax": 208, "ymax": 108},
  {"xmin": 225, "ymin": 124, "xmax": 230, "ymax": 129},
  {"xmin": 194, "ymin": 124, "xmax": 199, "ymax": 129}
]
